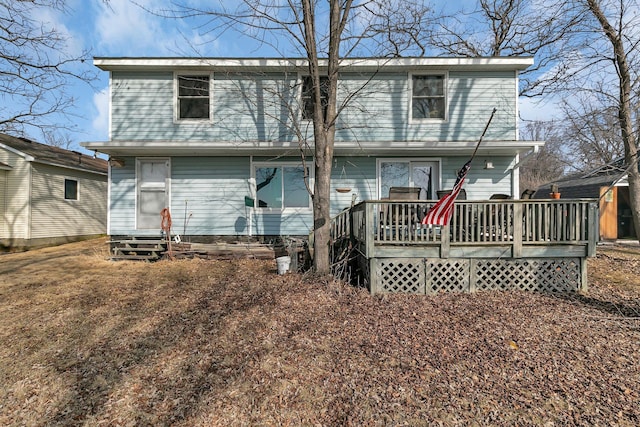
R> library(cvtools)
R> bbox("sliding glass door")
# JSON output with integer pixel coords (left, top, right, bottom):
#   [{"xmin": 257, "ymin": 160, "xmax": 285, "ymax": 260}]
[{"xmin": 379, "ymin": 159, "xmax": 439, "ymax": 200}]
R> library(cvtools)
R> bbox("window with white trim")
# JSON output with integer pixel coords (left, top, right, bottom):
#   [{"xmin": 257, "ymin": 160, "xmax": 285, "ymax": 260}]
[
  {"xmin": 301, "ymin": 75, "xmax": 329, "ymax": 120},
  {"xmin": 411, "ymin": 74, "xmax": 446, "ymax": 120},
  {"xmin": 177, "ymin": 74, "xmax": 210, "ymax": 120},
  {"xmin": 253, "ymin": 163, "xmax": 311, "ymax": 209},
  {"xmin": 64, "ymin": 178, "xmax": 78, "ymax": 200},
  {"xmin": 378, "ymin": 159, "xmax": 440, "ymax": 200}
]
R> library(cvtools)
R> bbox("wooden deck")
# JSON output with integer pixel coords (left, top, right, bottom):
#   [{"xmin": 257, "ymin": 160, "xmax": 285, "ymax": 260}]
[{"xmin": 331, "ymin": 199, "xmax": 599, "ymax": 294}]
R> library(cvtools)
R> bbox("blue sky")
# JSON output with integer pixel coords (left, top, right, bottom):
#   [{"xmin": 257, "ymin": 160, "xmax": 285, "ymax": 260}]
[{"xmin": 32, "ymin": 0, "xmax": 554, "ymax": 152}]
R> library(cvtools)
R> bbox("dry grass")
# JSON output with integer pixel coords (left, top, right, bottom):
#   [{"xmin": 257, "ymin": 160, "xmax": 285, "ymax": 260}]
[{"xmin": 0, "ymin": 238, "xmax": 639, "ymax": 426}]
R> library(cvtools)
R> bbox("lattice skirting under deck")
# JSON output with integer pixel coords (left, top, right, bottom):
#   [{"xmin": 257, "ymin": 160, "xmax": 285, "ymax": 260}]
[{"xmin": 366, "ymin": 257, "xmax": 584, "ymax": 294}]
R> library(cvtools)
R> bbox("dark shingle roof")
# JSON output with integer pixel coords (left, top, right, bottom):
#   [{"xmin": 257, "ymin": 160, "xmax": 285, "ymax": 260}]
[
  {"xmin": 533, "ymin": 157, "xmax": 628, "ymax": 199},
  {"xmin": 0, "ymin": 134, "xmax": 107, "ymax": 175}
]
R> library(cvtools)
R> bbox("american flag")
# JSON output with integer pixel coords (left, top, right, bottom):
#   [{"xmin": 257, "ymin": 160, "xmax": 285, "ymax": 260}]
[{"xmin": 422, "ymin": 160, "xmax": 471, "ymax": 226}]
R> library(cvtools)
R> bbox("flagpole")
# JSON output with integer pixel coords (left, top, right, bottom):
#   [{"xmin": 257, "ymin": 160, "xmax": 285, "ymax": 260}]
[
  {"xmin": 469, "ymin": 107, "xmax": 497, "ymax": 163},
  {"xmin": 422, "ymin": 108, "xmax": 498, "ymax": 226}
]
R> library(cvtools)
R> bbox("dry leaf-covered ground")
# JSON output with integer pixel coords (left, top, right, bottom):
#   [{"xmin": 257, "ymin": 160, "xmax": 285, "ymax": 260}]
[{"xmin": 0, "ymin": 238, "xmax": 638, "ymax": 426}]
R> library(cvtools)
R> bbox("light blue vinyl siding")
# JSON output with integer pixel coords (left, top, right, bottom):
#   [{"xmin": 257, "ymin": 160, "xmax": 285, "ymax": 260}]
[
  {"xmin": 109, "ymin": 156, "xmax": 315, "ymax": 236},
  {"xmin": 109, "ymin": 155, "xmax": 514, "ymax": 236},
  {"xmin": 109, "ymin": 157, "xmax": 136, "ymax": 234},
  {"xmin": 172, "ymin": 157, "xmax": 314, "ymax": 237},
  {"xmin": 213, "ymin": 73, "xmax": 299, "ymax": 143},
  {"xmin": 440, "ymin": 156, "xmax": 513, "ymax": 199},
  {"xmin": 111, "ymin": 73, "xmax": 174, "ymax": 141},
  {"xmin": 330, "ymin": 157, "xmax": 377, "ymax": 214},
  {"xmin": 110, "ymin": 71, "xmax": 517, "ymax": 143}
]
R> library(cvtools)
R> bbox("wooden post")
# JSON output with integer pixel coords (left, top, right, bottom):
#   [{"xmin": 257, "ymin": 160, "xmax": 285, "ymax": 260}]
[
  {"xmin": 440, "ymin": 225, "xmax": 450, "ymax": 258},
  {"xmin": 469, "ymin": 259, "xmax": 477, "ymax": 292},
  {"xmin": 365, "ymin": 202, "xmax": 374, "ymax": 259},
  {"xmin": 512, "ymin": 203, "xmax": 523, "ymax": 258},
  {"xmin": 369, "ymin": 257, "xmax": 377, "ymax": 295},
  {"xmin": 580, "ymin": 257, "xmax": 588, "ymax": 291},
  {"xmin": 587, "ymin": 201, "xmax": 598, "ymax": 257}
]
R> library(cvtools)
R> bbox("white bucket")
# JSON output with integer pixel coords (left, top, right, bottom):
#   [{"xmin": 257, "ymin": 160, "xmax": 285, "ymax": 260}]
[{"xmin": 276, "ymin": 256, "xmax": 291, "ymax": 274}]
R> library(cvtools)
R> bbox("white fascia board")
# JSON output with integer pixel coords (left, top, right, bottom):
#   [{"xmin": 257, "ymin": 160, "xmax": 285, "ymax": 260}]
[
  {"xmin": 0, "ymin": 143, "xmax": 35, "ymax": 161},
  {"xmin": 94, "ymin": 56, "xmax": 534, "ymax": 72},
  {"xmin": 83, "ymin": 139, "xmax": 544, "ymax": 157}
]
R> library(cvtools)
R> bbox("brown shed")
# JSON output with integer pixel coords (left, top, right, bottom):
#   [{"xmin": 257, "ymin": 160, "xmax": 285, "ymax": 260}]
[{"xmin": 533, "ymin": 159, "xmax": 634, "ymax": 241}]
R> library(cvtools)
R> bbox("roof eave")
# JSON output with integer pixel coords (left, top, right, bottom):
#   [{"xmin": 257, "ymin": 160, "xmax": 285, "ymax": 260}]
[
  {"xmin": 93, "ymin": 56, "xmax": 535, "ymax": 72},
  {"xmin": 82, "ymin": 140, "xmax": 544, "ymax": 158}
]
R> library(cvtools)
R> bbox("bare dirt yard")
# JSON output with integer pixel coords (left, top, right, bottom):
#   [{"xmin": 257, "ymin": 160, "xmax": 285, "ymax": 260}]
[{"xmin": 0, "ymin": 238, "xmax": 639, "ymax": 426}]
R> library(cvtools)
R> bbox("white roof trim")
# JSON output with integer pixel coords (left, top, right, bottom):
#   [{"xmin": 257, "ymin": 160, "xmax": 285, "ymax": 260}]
[
  {"xmin": 83, "ymin": 140, "xmax": 544, "ymax": 157},
  {"xmin": 0, "ymin": 142, "xmax": 35, "ymax": 161},
  {"xmin": 94, "ymin": 56, "xmax": 534, "ymax": 72}
]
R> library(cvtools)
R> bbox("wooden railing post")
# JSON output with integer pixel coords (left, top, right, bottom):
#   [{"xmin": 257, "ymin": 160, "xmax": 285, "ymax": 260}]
[
  {"xmin": 440, "ymin": 225, "xmax": 450, "ymax": 258},
  {"xmin": 365, "ymin": 201, "xmax": 375, "ymax": 259},
  {"xmin": 587, "ymin": 201, "xmax": 598, "ymax": 257},
  {"xmin": 512, "ymin": 203, "xmax": 523, "ymax": 258}
]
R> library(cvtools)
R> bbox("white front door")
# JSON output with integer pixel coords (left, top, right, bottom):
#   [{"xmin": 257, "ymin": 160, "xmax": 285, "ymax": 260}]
[{"xmin": 136, "ymin": 158, "xmax": 170, "ymax": 229}]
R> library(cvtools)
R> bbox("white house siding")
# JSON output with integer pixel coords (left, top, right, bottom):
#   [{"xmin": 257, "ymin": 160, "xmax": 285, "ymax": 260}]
[
  {"xmin": 30, "ymin": 163, "xmax": 107, "ymax": 239},
  {"xmin": 0, "ymin": 149, "xmax": 29, "ymax": 241},
  {"xmin": 0, "ymin": 170, "xmax": 6, "ymax": 237},
  {"xmin": 109, "ymin": 71, "xmax": 517, "ymax": 144}
]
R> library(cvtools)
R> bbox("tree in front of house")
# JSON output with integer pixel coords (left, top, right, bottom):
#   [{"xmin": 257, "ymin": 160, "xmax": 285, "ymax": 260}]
[
  {"xmin": 0, "ymin": 1, "xmax": 94, "ymax": 142},
  {"xmin": 153, "ymin": 0, "xmax": 431, "ymax": 275}
]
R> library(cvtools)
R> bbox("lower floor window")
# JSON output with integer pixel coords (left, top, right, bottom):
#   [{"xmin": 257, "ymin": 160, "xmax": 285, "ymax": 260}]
[
  {"xmin": 379, "ymin": 159, "xmax": 439, "ymax": 200},
  {"xmin": 254, "ymin": 163, "xmax": 310, "ymax": 209},
  {"xmin": 64, "ymin": 178, "xmax": 78, "ymax": 200}
]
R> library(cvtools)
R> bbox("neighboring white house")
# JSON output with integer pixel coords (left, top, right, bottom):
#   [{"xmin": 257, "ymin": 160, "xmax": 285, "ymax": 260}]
[
  {"xmin": 0, "ymin": 134, "xmax": 108, "ymax": 250},
  {"xmin": 83, "ymin": 57, "xmax": 543, "ymax": 240}
]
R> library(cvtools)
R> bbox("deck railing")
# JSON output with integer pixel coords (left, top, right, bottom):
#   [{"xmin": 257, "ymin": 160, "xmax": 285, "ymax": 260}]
[{"xmin": 333, "ymin": 199, "xmax": 598, "ymax": 259}]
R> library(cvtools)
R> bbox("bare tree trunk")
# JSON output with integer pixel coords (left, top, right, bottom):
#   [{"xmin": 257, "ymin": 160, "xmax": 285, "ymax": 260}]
[
  {"xmin": 312, "ymin": 132, "xmax": 334, "ymax": 274},
  {"xmin": 586, "ymin": 0, "xmax": 640, "ymax": 240},
  {"xmin": 302, "ymin": 0, "xmax": 350, "ymax": 275}
]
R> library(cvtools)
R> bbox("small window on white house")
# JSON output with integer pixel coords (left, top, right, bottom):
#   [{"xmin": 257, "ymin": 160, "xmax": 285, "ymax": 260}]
[
  {"xmin": 177, "ymin": 75, "xmax": 210, "ymax": 119},
  {"xmin": 64, "ymin": 179, "xmax": 78, "ymax": 200},
  {"xmin": 301, "ymin": 75, "xmax": 329, "ymax": 120},
  {"xmin": 254, "ymin": 164, "xmax": 310, "ymax": 209},
  {"xmin": 411, "ymin": 74, "xmax": 446, "ymax": 120}
]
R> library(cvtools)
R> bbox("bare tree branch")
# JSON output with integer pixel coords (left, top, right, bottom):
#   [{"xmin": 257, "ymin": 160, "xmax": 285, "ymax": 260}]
[{"xmin": 0, "ymin": 0, "xmax": 97, "ymax": 141}]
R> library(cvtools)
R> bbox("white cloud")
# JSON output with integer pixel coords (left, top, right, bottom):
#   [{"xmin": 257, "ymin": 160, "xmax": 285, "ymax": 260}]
[
  {"xmin": 92, "ymin": 87, "xmax": 110, "ymax": 141},
  {"xmin": 29, "ymin": 3, "xmax": 85, "ymax": 58},
  {"xmin": 94, "ymin": 0, "xmax": 180, "ymax": 55}
]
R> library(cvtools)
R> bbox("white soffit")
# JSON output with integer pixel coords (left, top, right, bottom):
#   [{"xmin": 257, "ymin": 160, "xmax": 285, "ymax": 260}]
[{"xmin": 94, "ymin": 56, "xmax": 534, "ymax": 72}]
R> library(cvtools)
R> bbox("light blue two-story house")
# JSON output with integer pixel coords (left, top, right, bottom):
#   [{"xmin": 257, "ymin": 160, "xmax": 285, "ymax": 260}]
[{"xmin": 83, "ymin": 57, "xmax": 543, "ymax": 241}]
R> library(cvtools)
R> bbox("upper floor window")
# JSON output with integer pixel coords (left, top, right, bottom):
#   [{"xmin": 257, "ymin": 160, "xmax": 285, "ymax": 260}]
[
  {"xmin": 253, "ymin": 163, "xmax": 311, "ymax": 210},
  {"xmin": 64, "ymin": 178, "xmax": 78, "ymax": 200},
  {"xmin": 411, "ymin": 74, "xmax": 446, "ymax": 121},
  {"xmin": 301, "ymin": 75, "xmax": 329, "ymax": 120},
  {"xmin": 177, "ymin": 75, "xmax": 210, "ymax": 120}
]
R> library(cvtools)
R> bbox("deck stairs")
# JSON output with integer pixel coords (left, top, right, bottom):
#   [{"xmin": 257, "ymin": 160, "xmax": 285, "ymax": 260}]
[{"xmin": 110, "ymin": 237, "xmax": 167, "ymax": 261}]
